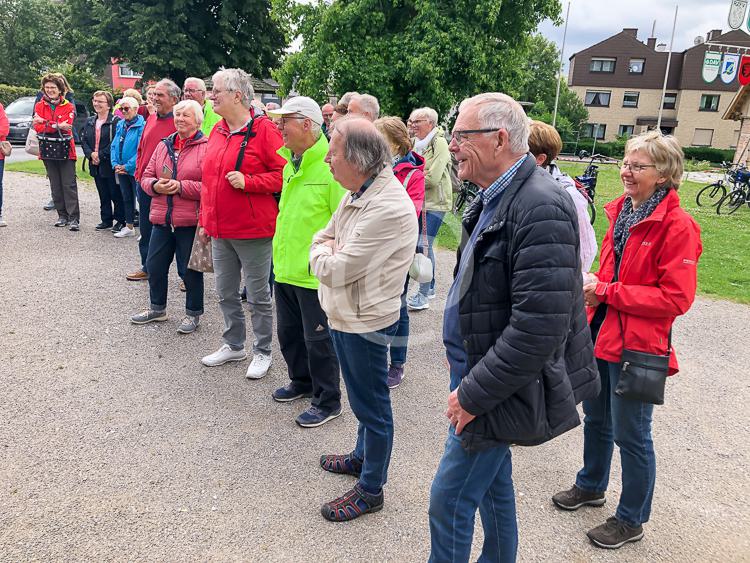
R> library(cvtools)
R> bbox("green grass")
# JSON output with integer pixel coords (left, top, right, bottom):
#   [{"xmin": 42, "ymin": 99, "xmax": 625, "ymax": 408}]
[
  {"xmin": 5, "ymin": 159, "xmax": 92, "ymax": 182},
  {"xmin": 435, "ymin": 162, "xmax": 750, "ymax": 304}
]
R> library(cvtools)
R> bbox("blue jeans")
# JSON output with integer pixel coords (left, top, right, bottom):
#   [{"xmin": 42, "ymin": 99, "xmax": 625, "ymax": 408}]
[
  {"xmin": 136, "ymin": 182, "xmax": 152, "ymax": 272},
  {"xmin": 390, "ymin": 279, "xmax": 410, "ymax": 366},
  {"xmin": 0, "ymin": 159, "xmax": 4, "ymax": 214},
  {"xmin": 417, "ymin": 211, "xmax": 445, "ymax": 295},
  {"xmin": 330, "ymin": 321, "xmax": 398, "ymax": 494},
  {"xmin": 118, "ymin": 174, "xmax": 137, "ymax": 225},
  {"xmin": 146, "ymin": 225, "xmax": 204, "ymax": 316},
  {"xmin": 429, "ymin": 427, "xmax": 518, "ymax": 563},
  {"xmin": 576, "ymin": 359, "xmax": 656, "ymax": 527}
]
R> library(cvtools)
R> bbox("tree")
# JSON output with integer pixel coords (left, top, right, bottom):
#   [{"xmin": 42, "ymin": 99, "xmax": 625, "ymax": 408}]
[
  {"xmin": 274, "ymin": 0, "xmax": 562, "ymax": 118},
  {"xmin": 68, "ymin": 0, "xmax": 288, "ymax": 86},
  {"xmin": 0, "ymin": 0, "xmax": 73, "ymax": 87}
]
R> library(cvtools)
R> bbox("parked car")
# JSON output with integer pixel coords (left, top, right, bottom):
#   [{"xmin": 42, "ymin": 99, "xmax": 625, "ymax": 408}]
[{"xmin": 5, "ymin": 96, "xmax": 89, "ymax": 144}]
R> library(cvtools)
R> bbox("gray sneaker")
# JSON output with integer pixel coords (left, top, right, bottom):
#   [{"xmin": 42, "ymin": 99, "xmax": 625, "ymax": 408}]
[
  {"xmin": 552, "ymin": 485, "xmax": 606, "ymax": 510},
  {"xmin": 407, "ymin": 292, "xmax": 430, "ymax": 311},
  {"xmin": 177, "ymin": 315, "xmax": 199, "ymax": 334},
  {"xmin": 587, "ymin": 516, "xmax": 644, "ymax": 549},
  {"xmin": 130, "ymin": 309, "xmax": 168, "ymax": 324}
]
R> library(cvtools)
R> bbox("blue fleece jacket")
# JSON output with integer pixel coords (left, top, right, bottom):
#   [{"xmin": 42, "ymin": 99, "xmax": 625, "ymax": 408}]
[{"xmin": 111, "ymin": 115, "xmax": 145, "ymax": 176}]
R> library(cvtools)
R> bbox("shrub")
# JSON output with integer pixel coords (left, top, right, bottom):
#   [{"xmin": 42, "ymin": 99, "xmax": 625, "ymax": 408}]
[
  {"xmin": 682, "ymin": 147, "xmax": 736, "ymax": 164},
  {"xmin": 0, "ymin": 84, "xmax": 38, "ymax": 107}
]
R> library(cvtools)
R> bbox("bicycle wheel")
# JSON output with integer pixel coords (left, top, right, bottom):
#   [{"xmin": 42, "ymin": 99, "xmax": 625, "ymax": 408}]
[
  {"xmin": 588, "ymin": 200, "xmax": 596, "ymax": 225},
  {"xmin": 716, "ymin": 189, "xmax": 747, "ymax": 215},
  {"xmin": 696, "ymin": 182, "xmax": 726, "ymax": 207}
]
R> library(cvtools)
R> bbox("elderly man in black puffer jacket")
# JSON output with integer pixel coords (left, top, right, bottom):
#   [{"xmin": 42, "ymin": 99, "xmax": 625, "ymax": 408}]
[{"xmin": 428, "ymin": 93, "xmax": 600, "ymax": 563}]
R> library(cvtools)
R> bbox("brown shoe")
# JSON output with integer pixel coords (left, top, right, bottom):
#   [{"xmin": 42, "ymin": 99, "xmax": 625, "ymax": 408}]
[
  {"xmin": 126, "ymin": 269, "xmax": 149, "ymax": 281},
  {"xmin": 179, "ymin": 280, "xmax": 186, "ymax": 292}
]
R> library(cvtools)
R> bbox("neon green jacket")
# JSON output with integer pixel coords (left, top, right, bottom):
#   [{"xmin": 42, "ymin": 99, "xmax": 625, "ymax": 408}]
[
  {"xmin": 201, "ymin": 99, "xmax": 222, "ymax": 137},
  {"xmin": 273, "ymin": 134, "xmax": 347, "ymax": 289}
]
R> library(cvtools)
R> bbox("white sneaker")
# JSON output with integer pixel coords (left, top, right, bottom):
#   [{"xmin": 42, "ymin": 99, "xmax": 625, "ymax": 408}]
[
  {"xmin": 245, "ymin": 353, "xmax": 272, "ymax": 379},
  {"xmin": 201, "ymin": 344, "xmax": 247, "ymax": 367},
  {"xmin": 114, "ymin": 226, "xmax": 136, "ymax": 238},
  {"xmin": 0, "ymin": 215, "xmax": 6, "ymax": 227}
]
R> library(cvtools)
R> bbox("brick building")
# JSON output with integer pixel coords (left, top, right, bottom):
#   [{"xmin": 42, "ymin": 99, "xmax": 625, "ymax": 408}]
[{"xmin": 568, "ymin": 27, "xmax": 750, "ymax": 149}]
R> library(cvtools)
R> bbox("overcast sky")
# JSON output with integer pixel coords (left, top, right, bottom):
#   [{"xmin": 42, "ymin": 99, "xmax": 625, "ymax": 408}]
[{"xmin": 538, "ymin": 0, "xmax": 748, "ymax": 70}]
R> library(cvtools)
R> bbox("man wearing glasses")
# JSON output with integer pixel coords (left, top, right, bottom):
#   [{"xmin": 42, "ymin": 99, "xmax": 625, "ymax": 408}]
[
  {"xmin": 266, "ymin": 97, "xmax": 346, "ymax": 427},
  {"xmin": 427, "ymin": 93, "xmax": 599, "ymax": 561},
  {"xmin": 183, "ymin": 77, "xmax": 221, "ymax": 137}
]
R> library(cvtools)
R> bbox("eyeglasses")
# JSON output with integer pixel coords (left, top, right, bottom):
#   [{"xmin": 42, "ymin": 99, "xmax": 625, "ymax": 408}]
[
  {"xmin": 451, "ymin": 128, "xmax": 501, "ymax": 144},
  {"xmin": 278, "ymin": 116, "xmax": 307, "ymax": 127},
  {"xmin": 407, "ymin": 119, "xmax": 427, "ymax": 125},
  {"xmin": 211, "ymin": 88, "xmax": 231, "ymax": 96},
  {"xmin": 620, "ymin": 162, "xmax": 657, "ymax": 173},
  {"xmin": 121, "ymin": 107, "xmax": 133, "ymax": 112},
  {"xmin": 184, "ymin": 88, "xmax": 205, "ymax": 94}
]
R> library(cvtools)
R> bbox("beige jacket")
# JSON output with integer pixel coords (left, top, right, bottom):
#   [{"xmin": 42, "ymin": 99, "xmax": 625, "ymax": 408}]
[{"xmin": 310, "ymin": 166, "xmax": 419, "ymax": 334}]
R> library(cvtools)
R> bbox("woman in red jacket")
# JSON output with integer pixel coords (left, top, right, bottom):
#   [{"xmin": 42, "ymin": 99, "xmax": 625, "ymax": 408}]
[
  {"xmin": 130, "ymin": 100, "xmax": 208, "ymax": 334},
  {"xmin": 553, "ymin": 131, "xmax": 702, "ymax": 549},
  {"xmin": 0, "ymin": 102, "xmax": 9, "ymax": 227},
  {"xmin": 33, "ymin": 73, "xmax": 80, "ymax": 231}
]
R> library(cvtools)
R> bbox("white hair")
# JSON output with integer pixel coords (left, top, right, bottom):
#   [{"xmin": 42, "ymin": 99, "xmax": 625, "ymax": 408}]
[
  {"xmin": 119, "ymin": 96, "xmax": 139, "ymax": 109},
  {"xmin": 156, "ymin": 79, "xmax": 181, "ymax": 101},
  {"xmin": 339, "ymin": 91, "xmax": 360, "ymax": 107},
  {"xmin": 337, "ymin": 118, "xmax": 390, "ymax": 176},
  {"xmin": 352, "ymin": 94, "xmax": 380, "ymax": 119},
  {"xmin": 212, "ymin": 68, "xmax": 255, "ymax": 109},
  {"xmin": 310, "ymin": 121, "xmax": 322, "ymax": 139},
  {"xmin": 410, "ymin": 107, "xmax": 438, "ymax": 126},
  {"xmin": 459, "ymin": 93, "xmax": 529, "ymax": 154},
  {"xmin": 184, "ymin": 77, "xmax": 207, "ymax": 91},
  {"xmin": 174, "ymin": 99, "xmax": 204, "ymax": 125}
]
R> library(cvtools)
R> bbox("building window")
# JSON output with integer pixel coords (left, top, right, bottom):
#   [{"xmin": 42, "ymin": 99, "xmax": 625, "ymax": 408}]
[
  {"xmin": 618, "ymin": 125, "xmax": 635, "ymax": 137},
  {"xmin": 692, "ymin": 128, "xmax": 714, "ymax": 146},
  {"xmin": 584, "ymin": 90, "xmax": 611, "ymax": 107},
  {"xmin": 589, "ymin": 57, "xmax": 616, "ymax": 73},
  {"xmin": 629, "ymin": 58, "xmax": 645, "ymax": 74},
  {"xmin": 583, "ymin": 123, "xmax": 606, "ymax": 140},
  {"xmin": 662, "ymin": 93, "xmax": 677, "ymax": 110},
  {"xmin": 623, "ymin": 92, "xmax": 640, "ymax": 108},
  {"xmin": 699, "ymin": 94, "xmax": 720, "ymax": 112},
  {"xmin": 118, "ymin": 64, "xmax": 143, "ymax": 78}
]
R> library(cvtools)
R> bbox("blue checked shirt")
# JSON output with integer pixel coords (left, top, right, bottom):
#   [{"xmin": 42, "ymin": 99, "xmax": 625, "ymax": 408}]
[{"xmin": 479, "ymin": 154, "xmax": 528, "ymax": 205}]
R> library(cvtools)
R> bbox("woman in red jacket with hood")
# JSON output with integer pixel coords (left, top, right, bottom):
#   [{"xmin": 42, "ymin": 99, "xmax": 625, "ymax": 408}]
[{"xmin": 553, "ymin": 131, "xmax": 702, "ymax": 550}]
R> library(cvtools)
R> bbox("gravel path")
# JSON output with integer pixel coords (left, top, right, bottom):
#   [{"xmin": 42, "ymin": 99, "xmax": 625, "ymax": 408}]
[{"xmin": 1, "ymin": 172, "xmax": 748, "ymax": 562}]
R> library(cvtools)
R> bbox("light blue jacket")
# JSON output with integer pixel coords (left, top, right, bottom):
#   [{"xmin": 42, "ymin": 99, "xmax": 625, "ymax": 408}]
[{"xmin": 110, "ymin": 115, "xmax": 145, "ymax": 175}]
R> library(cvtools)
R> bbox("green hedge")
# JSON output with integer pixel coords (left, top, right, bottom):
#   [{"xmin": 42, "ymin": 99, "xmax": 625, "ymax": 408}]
[
  {"xmin": 564, "ymin": 140, "xmax": 736, "ymax": 164},
  {"xmin": 0, "ymin": 84, "xmax": 37, "ymax": 107},
  {"xmin": 682, "ymin": 147, "xmax": 736, "ymax": 164}
]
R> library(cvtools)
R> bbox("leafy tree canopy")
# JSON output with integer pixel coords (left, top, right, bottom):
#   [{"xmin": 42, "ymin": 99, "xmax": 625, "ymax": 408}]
[
  {"xmin": 274, "ymin": 0, "xmax": 562, "ymax": 118},
  {"xmin": 68, "ymin": 0, "xmax": 288, "ymax": 86}
]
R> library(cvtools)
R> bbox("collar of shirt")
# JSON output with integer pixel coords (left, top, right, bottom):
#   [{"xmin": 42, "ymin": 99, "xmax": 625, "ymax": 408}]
[
  {"xmin": 480, "ymin": 154, "xmax": 528, "ymax": 205},
  {"xmin": 351, "ymin": 172, "xmax": 379, "ymax": 201}
]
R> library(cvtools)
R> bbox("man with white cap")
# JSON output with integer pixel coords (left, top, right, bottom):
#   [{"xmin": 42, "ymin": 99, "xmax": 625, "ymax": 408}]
[{"xmin": 267, "ymin": 97, "xmax": 347, "ymax": 428}]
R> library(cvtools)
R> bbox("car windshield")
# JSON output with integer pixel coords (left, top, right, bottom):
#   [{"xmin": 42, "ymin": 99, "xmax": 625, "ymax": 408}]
[{"xmin": 6, "ymin": 97, "xmax": 35, "ymax": 117}]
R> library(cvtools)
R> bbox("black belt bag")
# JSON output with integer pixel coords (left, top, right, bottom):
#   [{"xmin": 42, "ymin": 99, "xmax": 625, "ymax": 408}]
[{"xmin": 615, "ymin": 312, "xmax": 669, "ymax": 405}]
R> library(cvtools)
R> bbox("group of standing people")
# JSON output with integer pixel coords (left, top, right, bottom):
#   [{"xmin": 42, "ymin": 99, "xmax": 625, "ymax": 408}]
[{"xmin": 8, "ymin": 67, "xmax": 705, "ymax": 561}]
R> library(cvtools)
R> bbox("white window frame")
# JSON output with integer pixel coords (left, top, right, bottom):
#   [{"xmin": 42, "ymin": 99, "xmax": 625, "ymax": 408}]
[
  {"xmin": 628, "ymin": 58, "xmax": 645, "ymax": 74},
  {"xmin": 118, "ymin": 64, "xmax": 143, "ymax": 79}
]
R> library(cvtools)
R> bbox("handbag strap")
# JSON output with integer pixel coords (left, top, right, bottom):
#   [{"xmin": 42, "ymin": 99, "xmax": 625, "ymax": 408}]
[{"xmin": 234, "ymin": 115, "xmax": 257, "ymax": 172}]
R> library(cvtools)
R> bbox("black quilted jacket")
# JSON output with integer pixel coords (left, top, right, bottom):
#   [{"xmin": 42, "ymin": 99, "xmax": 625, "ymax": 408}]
[{"xmin": 454, "ymin": 155, "xmax": 600, "ymax": 451}]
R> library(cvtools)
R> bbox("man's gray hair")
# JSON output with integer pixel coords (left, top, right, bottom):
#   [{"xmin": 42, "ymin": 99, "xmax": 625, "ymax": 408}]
[
  {"xmin": 354, "ymin": 94, "xmax": 380, "ymax": 119},
  {"xmin": 310, "ymin": 121, "xmax": 322, "ymax": 139},
  {"xmin": 339, "ymin": 118, "xmax": 390, "ymax": 176},
  {"xmin": 212, "ymin": 68, "xmax": 255, "ymax": 109},
  {"xmin": 174, "ymin": 99, "xmax": 204, "ymax": 125},
  {"xmin": 339, "ymin": 91, "xmax": 360, "ymax": 107},
  {"xmin": 459, "ymin": 93, "xmax": 530, "ymax": 154},
  {"xmin": 157, "ymin": 79, "xmax": 182, "ymax": 102},
  {"xmin": 184, "ymin": 77, "xmax": 207, "ymax": 91},
  {"xmin": 410, "ymin": 107, "xmax": 438, "ymax": 126}
]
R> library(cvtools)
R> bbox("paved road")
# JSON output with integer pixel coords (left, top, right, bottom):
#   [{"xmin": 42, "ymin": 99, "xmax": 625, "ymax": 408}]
[
  {"xmin": 4, "ymin": 145, "xmax": 84, "ymax": 164},
  {"xmin": 0, "ymin": 172, "xmax": 748, "ymax": 561}
]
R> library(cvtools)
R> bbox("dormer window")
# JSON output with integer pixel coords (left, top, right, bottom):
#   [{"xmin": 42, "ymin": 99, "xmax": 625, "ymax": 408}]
[{"xmin": 590, "ymin": 57, "xmax": 616, "ymax": 73}]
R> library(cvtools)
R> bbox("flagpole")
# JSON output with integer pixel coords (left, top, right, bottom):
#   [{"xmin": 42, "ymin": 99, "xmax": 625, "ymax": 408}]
[
  {"xmin": 657, "ymin": 4, "xmax": 679, "ymax": 131},
  {"xmin": 552, "ymin": 1, "xmax": 571, "ymax": 128}
]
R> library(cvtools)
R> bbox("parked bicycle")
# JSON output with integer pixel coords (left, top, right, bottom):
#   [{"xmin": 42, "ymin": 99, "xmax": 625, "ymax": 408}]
[
  {"xmin": 695, "ymin": 161, "xmax": 749, "ymax": 207},
  {"xmin": 574, "ymin": 150, "xmax": 609, "ymax": 225},
  {"xmin": 453, "ymin": 181, "xmax": 479, "ymax": 214},
  {"xmin": 716, "ymin": 182, "xmax": 750, "ymax": 215}
]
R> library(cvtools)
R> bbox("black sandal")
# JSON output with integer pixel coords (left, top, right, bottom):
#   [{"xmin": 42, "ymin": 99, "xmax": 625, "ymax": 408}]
[
  {"xmin": 321, "ymin": 483, "xmax": 384, "ymax": 522},
  {"xmin": 320, "ymin": 452, "xmax": 362, "ymax": 476}
]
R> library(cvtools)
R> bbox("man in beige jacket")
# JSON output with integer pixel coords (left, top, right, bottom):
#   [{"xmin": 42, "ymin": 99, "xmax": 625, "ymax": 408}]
[{"xmin": 310, "ymin": 117, "xmax": 418, "ymax": 522}]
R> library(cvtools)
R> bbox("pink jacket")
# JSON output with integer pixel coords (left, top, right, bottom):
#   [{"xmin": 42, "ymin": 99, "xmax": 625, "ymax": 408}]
[{"xmin": 141, "ymin": 132, "xmax": 208, "ymax": 227}]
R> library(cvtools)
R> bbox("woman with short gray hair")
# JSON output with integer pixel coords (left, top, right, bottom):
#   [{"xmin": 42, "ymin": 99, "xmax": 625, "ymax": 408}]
[{"xmin": 211, "ymin": 68, "xmax": 255, "ymax": 109}]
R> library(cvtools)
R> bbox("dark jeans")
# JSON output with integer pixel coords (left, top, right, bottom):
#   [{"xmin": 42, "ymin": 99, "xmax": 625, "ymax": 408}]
[
  {"xmin": 145, "ymin": 224, "xmax": 204, "ymax": 316},
  {"xmin": 429, "ymin": 427, "xmax": 517, "ymax": 563},
  {"xmin": 417, "ymin": 211, "xmax": 445, "ymax": 294},
  {"xmin": 94, "ymin": 174, "xmax": 124, "ymax": 225},
  {"xmin": 118, "ymin": 174, "xmax": 137, "ymax": 225},
  {"xmin": 390, "ymin": 278, "xmax": 410, "ymax": 366},
  {"xmin": 136, "ymin": 182, "xmax": 153, "ymax": 272},
  {"xmin": 0, "ymin": 159, "xmax": 4, "ymax": 214},
  {"xmin": 330, "ymin": 321, "xmax": 398, "ymax": 494},
  {"xmin": 43, "ymin": 159, "xmax": 79, "ymax": 222},
  {"xmin": 275, "ymin": 282, "xmax": 341, "ymax": 412},
  {"xmin": 575, "ymin": 359, "xmax": 656, "ymax": 527}
]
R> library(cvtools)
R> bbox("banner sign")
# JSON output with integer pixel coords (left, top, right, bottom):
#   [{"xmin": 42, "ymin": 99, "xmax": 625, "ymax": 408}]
[
  {"xmin": 729, "ymin": 0, "xmax": 748, "ymax": 29},
  {"xmin": 702, "ymin": 51, "xmax": 722, "ymax": 83},
  {"xmin": 739, "ymin": 55, "xmax": 750, "ymax": 85},
  {"xmin": 722, "ymin": 53, "xmax": 741, "ymax": 83}
]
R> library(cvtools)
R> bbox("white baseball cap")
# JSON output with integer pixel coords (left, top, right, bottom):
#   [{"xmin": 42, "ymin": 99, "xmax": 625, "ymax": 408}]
[{"xmin": 267, "ymin": 96, "xmax": 323, "ymax": 125}]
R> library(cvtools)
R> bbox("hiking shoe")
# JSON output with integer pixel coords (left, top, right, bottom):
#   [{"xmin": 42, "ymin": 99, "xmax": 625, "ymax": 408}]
[
  {"xmin": 68, "ymin": 220, "xmax": 80, "ymax": 232},
  {"xmin": 95, "ymin": 222, "xmax": 112, "ymax": 230},
  {"xmin": 587, "ymin": 517, "xmax": 644, "ymax": 549},
  {"xmin": 320, "ymin": 452, "xmax": 363, "ymax": 477},
  {"xmin": 54, "ymin": 218, "xmax": 68, "ymax": 227},
  {"xmin": 177, "ymin": 315, "xmax": 199, "ymax": 334},
  {"xmin": 552, "ymin": 485, "xmax": 606, "ymax": 511},
  {"xmin": 321, "ymin": 483, "xmax": 384, "ymax": 522},
  {"xmin": 407, "ymin": 292, "xmax": 430, "ymax": 311},
  {"xmin": 44, "ymin": 199, "xmax": 55, "ymax": 211},
  {"xmin": 296, "ymin": 406, "xmax": 342, "ymax": 428},
  {"xmin": 201, "ymin": 344, "xmax": 247, "ymax": 367},
  {"xmin": 272, "ymin": 384, "xmax": 313, "ymax": 403},
  {"xmin": 130, "ymin": 309, "xmax": 168, "ymax": 324},
  {"xmin": 245, "ymin": 353, "xmax": 272, "ymax": 379},
  {"xmin": 126, "ymin": 268, "xmax": 148, "ymax": 281},
  {"xmin": 111, "ymin": 221, "xmax": 125, "ymax": 233},
  {"xmin": 114, "ymin": 226, "xmax": 136, "ymax": 238},
  {"xmin": 387, "ymin": 365, "xmax": 404, "ymax": 389}
]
